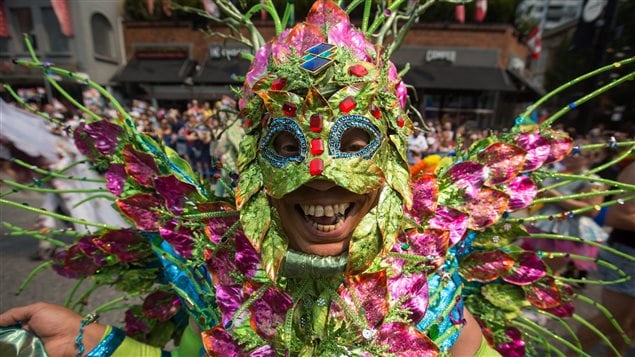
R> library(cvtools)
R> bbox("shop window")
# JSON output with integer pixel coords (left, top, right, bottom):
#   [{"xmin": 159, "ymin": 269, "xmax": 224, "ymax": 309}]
[
  {"xmin": 91, "ymin": 13, "xmax": 115, "ymax": 60},
  {"xmin": 10, "ymin": 7, "xmax": 35, "ymax": 51},
  {"xmin": 41, "ymin": 7, "xmax": 69, "ymax": 53}
]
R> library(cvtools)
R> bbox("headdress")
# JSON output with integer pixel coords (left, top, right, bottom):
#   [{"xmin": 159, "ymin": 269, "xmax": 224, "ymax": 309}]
[{"xmin": 3, "ymin": 0, "xmax": 635, "ymax": 355}]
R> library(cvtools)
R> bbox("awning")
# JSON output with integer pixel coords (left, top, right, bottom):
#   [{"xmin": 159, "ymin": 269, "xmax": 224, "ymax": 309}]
[
  {"xmin": 111, "ymin": 58, "xmax": 190, "ymax": 83},
  {"xmin": 196, "ymin": 59, "xmax": 251, "ymax": 84},
  {"xmin": 402, "ymin": 65, "xmax": 515, "ymax": 92},
  {"xmin": 139, "ymin": 84, "xmax": 234, "ymax": 100}
]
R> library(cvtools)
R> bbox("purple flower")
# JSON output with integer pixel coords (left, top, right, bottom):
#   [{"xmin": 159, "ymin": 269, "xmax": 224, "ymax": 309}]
[
  {"xmin": 375, "ymin": 322, "xmax": 439, "ymax": 355},
  {"xmin": 407, "ymin": 175, "xmax": 438, "ymax": 223},
  {"xmin": 328, "ymin": 22, "xmax": 374, "ymax": 61},
  {"xmin": 116, "ymin": 193, "xmax": 164, "ymax": 231},
  {"xmin": 159, "ymin": 220, "xmax": 194, "ymax": 258},
  {"xmin": 123, "ymin": 145, "xmax": 160, "ymax": 187},
  {"xmin": 141, "ymin": 290, "xmax": 182, "ymax": 321},
  {"xmin": 503, "ymin": 176, "xmax": 537, "ymax": 211},
  {"xmin": 93, "ymin": 229, "xmax": 151, "ymax": 263},
  {"xmin": 154, "ymin": 175, "xmax": 196, "ymax": 214},
  {"xmin": 246, "ymin": 43, "xmax": 271, "ymax": 87},
  {"xmin": 72, "ymin": 120, "xmax": 122, "ymax": 158},
  {"xmin": 201, "ymin": 327, "xmax": 242, "ymax": 355},
  {"xmin": 77, "ymin": 235, "xmax": 108, "ymax": 267},
  {"xmin": 496, "ymin": 328, "xmax": 526, "ymax": 357},
  {"xmin": 429, "ymin": 206, "xmax": 468, "ymax": 245},
  {"xmin": 502, "ymin": 252, "xmax": 547, "ymax": 285},
  {"xmin": 234, "ymin": 232, "xmax": 260, "ymax": 278},
  {"xmin": 515, "ymin": 132, "xmax": 550, "ymax": 172},
  {"xmin": 125, "ymin": 307, "xmax": 151, "ymax": 336},
  {"xmin": 51, "ymin": 246, "xmax": 94, "ymax": 279},
  {"xmin": 105, "ymin": 164, "xmax": 126, "ymax": 196},
  {"xmin": 248, "ymin": 284, "xmax": 293, "ymax": 341},
  {"xmin": 395, "ymin": 80, "xmax": 408, "ymax": 109},
  {"xmin": 459, "ymin": 250, "xmax": 515, "ymax": 282}
]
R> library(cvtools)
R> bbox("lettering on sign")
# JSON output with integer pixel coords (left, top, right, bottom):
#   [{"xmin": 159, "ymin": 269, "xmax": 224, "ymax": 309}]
[
  {"xmin": 209, "ymin": 45, "xmax": 247, "ymax": 59},
  {"xmin": 425, "ymin": 50, "xmax": 456, "ymax": 63}
]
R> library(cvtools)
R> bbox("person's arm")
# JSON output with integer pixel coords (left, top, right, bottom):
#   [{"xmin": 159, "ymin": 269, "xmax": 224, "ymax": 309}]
[
  {"xmin": 605, "ymin": 162, "xmax": 635, "ymax": 231},
  {"xmin": 543, "ymin": 183, "xmax": 605, "ymax": 217},
  {"xmin": 448, "ymin": 308, "xmax": 485, "ymax": 356}
]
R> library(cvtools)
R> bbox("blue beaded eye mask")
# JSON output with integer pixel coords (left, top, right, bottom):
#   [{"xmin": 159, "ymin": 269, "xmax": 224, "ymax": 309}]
[{"xmin": 261, "ymin": 115, "xmax": 383, "ymax": 168}]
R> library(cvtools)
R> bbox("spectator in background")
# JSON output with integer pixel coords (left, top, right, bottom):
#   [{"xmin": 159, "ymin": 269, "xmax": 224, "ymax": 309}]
[{"xmin": 407, "ymin": 126, "xmax": 429, "ymax": 165}]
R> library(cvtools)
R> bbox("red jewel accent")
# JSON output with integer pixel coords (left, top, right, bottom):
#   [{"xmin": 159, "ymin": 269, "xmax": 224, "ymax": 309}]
[
  {"xmin": 261, "ymin": 113, "xmax": 270, "ymax": 127},
  {"xmin": 370, "ymin": 104, "xmax": 381, "ymax": 119},
  {"xmin": 311, "ymin": 138, "xmax": 324, "ymax": 155},
  {"xmin": 309, "ymin": 158, "xmax": 324, "ymax": 176},
  {"xmin": 349, "ymin": 64, "xmax": 368, "ymax": 77},
  {"xmin": 271, "ymin": 78, "xmax": 287, "ymax": 90},
  {"xmin": 339, "ymin": 96, "xmax": 356, "ymax": 113},
  {"xmin": 244, "ymin": 119, "xmax": 253, "ymax": 128},
  {"xmin": 397, "ymin": 116, "xmax": 405, "ymax": 127},
  {"xmin": 282, "ymin": 102, "xmax": 297, "ymax": 117},
  {"xmin": 309, "ymin": 114, "xmax": 322, "ymax": 133}
]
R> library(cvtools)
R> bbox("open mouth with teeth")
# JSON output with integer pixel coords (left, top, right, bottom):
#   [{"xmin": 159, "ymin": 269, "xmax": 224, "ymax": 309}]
[{"xmin": 299, "ymin": 203, "xmax": 352, "ymax": 233}]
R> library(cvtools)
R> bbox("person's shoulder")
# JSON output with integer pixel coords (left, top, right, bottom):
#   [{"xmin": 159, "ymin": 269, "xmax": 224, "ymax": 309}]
[{"xmin": 618, "ymin": 161, "xmax": 635, "ymax": 184}]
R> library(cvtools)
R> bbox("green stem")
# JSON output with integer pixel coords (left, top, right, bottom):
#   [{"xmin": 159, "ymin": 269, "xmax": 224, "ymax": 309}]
[
  {"xmin": 547, "ymin": 173, "xmax": 635, "ymax": 191},
  {"xmin": 361, "ymin": 0, "xmax": 371, "ymax": 33},
  {"xmin": 540, "ymin": 70, "xmax": 635, "ymax": 128},
  {"xmin": 16, "ymin": 261, "xmax": 52, "ymax": 295},
  {"xmin": 571, "ymin": 313, "xmax": 621, "ymax": 356},
  {"xmin": 65, "ymin": 278, "xmax": 86, "ymax": 307},
  {"xmin": 508, "ymin": 195, "xmax": 635, "ymax": 223},
  {"xmin": 528, "ymin": 233, "xmax": 635, "ymax": 261},
  {"xmin": 532, "ymin": 189, "xmax": 626, "ymax": 205},
  {"xmin": 11, "ymin": 159, "xmax": 105, "ymax": 183},
  {"xmin": 511, "ymin": 320, "xmax": 567, "ymax": 357},
  {"xmin": 181, "ymin": 210, "xmax": 239, "ymax": 219},
  {"xmin": 93, "ymin": 295, "xmax": 131, "ymax": 315},
  {"xmin": 517, "ymin": 316, "xmax": 590, "ymax": 356},
  {"xmin": 72, "ymin": 283, "xmax": 99, "ymax": 312},
  {"xmin": 536, "ymin": 310, "xmax": 582, "ymax": 351},
  {"xmin": 539, "ymin": 252, "xmax": 629, "ymax": 285},
  {"xmin": 0, "ymin": 199, "xmax": 119, "ymax": 230},
  {"xmin": 72, "ymin": 194, "xmax": 115, "ymax": 208},
  {"xmin": 2, "ymin": 85, "xmax": 58, "ymax": 124},
  {"xmin": 520, "ymin": 56, "xmax": 634, "ymax": 120},
  {"xmin": 574, "ymin": 294, "xmax": 631, "ymax": 346},
  {"xmin": 2, "ymin": 178, "xmax": 107, "ymax": 194},
  {"xmin": 367, "ymin": 0, "xmax": 407, "ymax": 35}
]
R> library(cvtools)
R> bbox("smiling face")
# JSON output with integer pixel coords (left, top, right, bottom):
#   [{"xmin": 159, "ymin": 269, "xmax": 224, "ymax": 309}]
[{"xmin": 271, "ymin": 180, "xmax": 380, "ymax": 256}]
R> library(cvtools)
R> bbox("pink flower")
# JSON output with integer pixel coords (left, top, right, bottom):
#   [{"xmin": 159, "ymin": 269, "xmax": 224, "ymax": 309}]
[
  {"xmin": 328, "ymin": 22, "xmax": 374, "ymax": 61},
  {"xmin": 245, "ymin": 43, "xmax": 271, "ymax": 87}
]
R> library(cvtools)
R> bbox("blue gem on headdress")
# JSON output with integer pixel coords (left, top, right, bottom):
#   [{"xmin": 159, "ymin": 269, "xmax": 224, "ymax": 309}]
[
  {"xmin": 568, "ymin": 102, "xmax": 577, "ymax": 109},
  {"xmin": 329, "ymin": 115, "xmax": 382, "ymax": 160},
  {"xmin": 572, "ymin": 145, "xmax": 581, "ymax": 156},
  {"xmin": 300, "ymin": 43, "xmax": 336, "ymax": 75},
  {"xmin": 608, "ymin": 136, "xmax": 617, "ymax": 149}
]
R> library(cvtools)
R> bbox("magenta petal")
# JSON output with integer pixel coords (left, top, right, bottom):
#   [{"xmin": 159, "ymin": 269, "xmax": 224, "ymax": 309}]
[
  {"xmin": 388, "ymin": 270, "xmax": 429, "ymax": 323},
  {"xmin": 459, "ymin": 250, "xmax": 515, "ymax": 282},
  {"xmin": 200, "ymin": 202, "xmax": 240, "ymax": 244},
  {"xmin": 395, "ymin": 80, "xmax": 408, "ymax": 109},
  {"xmin": 406, "ymin": 174, "xmax": 438, "ymax": 223},
  {"xmin": 52, "ymin": 246, "xmax": 95, "ymax": 278},
  {"xmin": 125, "ymin": 308, "xmax": 151, "ymax": 336},
  {"xmin": 159, "ymin": 220, "xmax": 194, "ymax": 258},
  {"xmin": 496, "ymin": 327, "xmax": 526, "ymax": 357},
  {"xmin": 202, "ymin": 327, "xmax": 242, "ymax": 356},
  {"xmin": 234, "ymin": 232, "xmax": 261, "ymax": 278},
  {"xmin": 333, "ymin": 272, "xmax": 389, "ymax": 329},
  {"xmin": 123, "ymin": 145, "xmax": 160, "ymax": 187},
  {"xmin": 207, "ymin": 248, "xmax": 238, "ymax": 286},
  {"xmin": 248, "ymin": 345, "xmax": 276, "ymax": 357},
  {"xmin": 278, "ymin": 23, "xmax": 324, "ymax": 62},
  {"xmin": 86, "ymin": 120, "xmax": 122, "ymax": 155},
  {"xmin": 73, "ymin": 123, "xmax": 95, "ymax": 158},
  {"xmin": 375, "ymin": 322, "xmax": 439, "ymax": 355},
  {"xmin": 446, "ymin": 161, "xmax": 487, "ymax": 200},
  {"xmin": 515, "ymin": 132, "xmax": 550, "ymax": 172},
  {"xmin": 246, "ymin": 43, "xmax": 271, "ymax": 87},
  {"xmin": 249, "ymin": 285, "xmax": 293, "ymax": 341},
  {"xmin": 93, "ymin": 229, "xmax": 151, "ymax": 262},
  {"xmin": 105, "ymin": 164, "xmax": 126, "ymax": 196},
  {"xmin": 328, "ymin": 23, "xmax": 375, "ymax": 61},
  {"xmin": 544, "ymin": 132, "xmax": 573, "ymax": 164},
  {"xmin": 465, "ymin": 187, "xmax": 509, "ymax": 230},
  {"xmin": 477, "ymin": 143, "xmax": 526, "ymax": 185},
  {"xmin": 523, "ymin": 276, "xmax": 562, "ymax": 309},
  {"xmin": 142, "ymin": 290, "xmax": 181, "ymax": 321},
  {"xmin": 503, "ymin": 176, "xmax": 537, "ymax": 210},
  {"xmin": 502, "ymin": 252, "xmax": 547, "ymax": 285},
  {"xmin": 543, "ymin": 301, "xmax": 575, "ymax": 318},
  {"xmin": 116, "ymin": 193, "xmax": 163, "ymax": 231},
  {"xmin": 395, "ymin": 229, "xmax": 449, "ymax": 270},
  {"xmin": 429, "ymin": 206, "xmax": 468, "ymax": 245},
  {"xmin": 77, "ymin": 235, "xmax": 108, "ymax": 267},
  {"xmin": 154, "ymin": 175, "xmax": 196, "ymax": 214},
  {"xmin": 306, "ymin": 0, "xmax": 350, "ymax": 28},
  {"xmin": 216, "ymin": 284, "xmax": 245, "ymax": 327}
]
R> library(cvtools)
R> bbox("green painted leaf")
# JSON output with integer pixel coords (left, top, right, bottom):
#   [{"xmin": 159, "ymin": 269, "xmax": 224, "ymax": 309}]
[
  {"xmin": 348, "ymin": 208, "xmax": 382, "ymax": 274},
  {"xmin": 260, "ymin": 217, "xmax": 288, "ymax": 282},
  {"xmin": 237, "ymin": 134, "xmax": 259, "ymax": 173},
  {"xmin": 481, "ymin": 283, "xmax": 529, "ymax": 314},
  {"xmin": 376, "ymin": 187, "xmax": 403, "ymax": 255},
  {"xmin": 375, "ymin": 143, "xmax": 412, "ymax": 208},
  {"xmin": 236, "ymin": 163, "xmax": 264, "ymax": 209},
  {"xmin": 240, "ymin": 190, "xmax": 271, "ymax": 251},
  {"xmin": 324, "ymin": 157, "xmax": 384, "ymax": 195}
]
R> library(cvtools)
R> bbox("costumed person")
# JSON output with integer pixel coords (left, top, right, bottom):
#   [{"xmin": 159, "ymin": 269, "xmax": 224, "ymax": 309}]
[{"xmin": 1, "ymin": 1, "xmax": 634, "ymax": 356}]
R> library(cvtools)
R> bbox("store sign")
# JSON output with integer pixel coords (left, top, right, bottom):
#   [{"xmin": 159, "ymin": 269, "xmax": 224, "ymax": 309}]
[
  {"xmin": 209, "ymin": 45, "xmax": 248, "ymax": 60},
  {"xmin": 425, "ymin": 50, "xmax": 456, "ymax": 63}
]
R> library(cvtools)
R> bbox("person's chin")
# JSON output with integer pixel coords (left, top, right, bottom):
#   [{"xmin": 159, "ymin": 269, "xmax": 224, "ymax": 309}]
[{"xmin": 296, "ymin": 240, "xmax": 349, "ymax": 257}]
